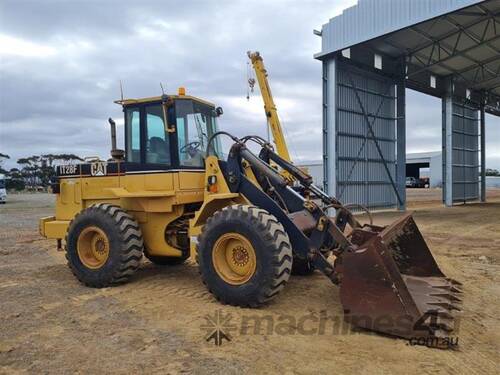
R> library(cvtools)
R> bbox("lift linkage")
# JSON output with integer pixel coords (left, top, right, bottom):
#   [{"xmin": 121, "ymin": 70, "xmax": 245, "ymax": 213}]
[
  {"xmin": 223, "ymin": 139, "xmax": 359, "ymax": 283},
  {"xmin": 218, "ymin": 137, "xmax": 462, "ymax": 346}
]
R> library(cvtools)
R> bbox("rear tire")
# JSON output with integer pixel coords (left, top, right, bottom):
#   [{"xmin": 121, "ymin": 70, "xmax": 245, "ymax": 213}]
[
  {"xmin": 65, "ymin": 204, "xmax": 144, "ymax": 287},
  {"xmin": 197, "ymin": 205, "xmax": 292, "ymax": 307}
]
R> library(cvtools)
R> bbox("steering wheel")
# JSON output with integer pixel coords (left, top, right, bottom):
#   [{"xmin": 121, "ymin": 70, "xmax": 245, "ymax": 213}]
[{"xmin": 180, "ymin": 141, "xmax": 201, "ymax": 154}]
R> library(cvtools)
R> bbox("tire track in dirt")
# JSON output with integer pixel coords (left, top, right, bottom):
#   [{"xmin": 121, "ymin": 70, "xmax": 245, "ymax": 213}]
[
  {"xmin": 63, "ymin": 266, "xmax": 216, "ymax": 316},
  {"xmin": 3, "ymin": 193, "xmax": 500, "ymax": 374},
  {"xmin": 132, "ymin": 274, "xmax": 214, "ymax": 302}
]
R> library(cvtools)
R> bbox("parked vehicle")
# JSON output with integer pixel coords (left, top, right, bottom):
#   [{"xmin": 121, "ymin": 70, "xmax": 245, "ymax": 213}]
[
  {"xmin": 406, "ymin": 176, "xmax": 417, "ymax": 187},
  {"xmin": 0, "ymin": 174, "xmax": 6, "ymax": 204},
  {"xmin": 420, "ymin": 177, "xmax": 430, "ymax": 188},
  {"xmin": 406, "ymin": 177, "xmax": 429, "ymax": 188}
]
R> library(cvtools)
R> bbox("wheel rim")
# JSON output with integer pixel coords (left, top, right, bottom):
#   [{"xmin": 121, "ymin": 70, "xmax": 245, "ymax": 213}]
[
  {"xmin": 77, "ymin": 226, "xmax": 110, "ymax": 269},
  {"xmin": 212, "ymin": 232, "xmax": 257, "ymax": 285}
]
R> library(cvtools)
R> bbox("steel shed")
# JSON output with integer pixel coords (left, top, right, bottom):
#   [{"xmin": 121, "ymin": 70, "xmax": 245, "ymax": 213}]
[{"xmin": 316, "ymin": 0, "xmax": 500, "ymax": 208}]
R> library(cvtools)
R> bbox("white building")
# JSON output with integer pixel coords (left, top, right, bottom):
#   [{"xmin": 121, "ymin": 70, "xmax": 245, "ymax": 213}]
[
  {"xmin": 298, "ymin": 151, "xmax": 443, "ymax": 190},
  {"xmin": 406, "ymin": 152, "xmax": 442, "ymax": 188}
]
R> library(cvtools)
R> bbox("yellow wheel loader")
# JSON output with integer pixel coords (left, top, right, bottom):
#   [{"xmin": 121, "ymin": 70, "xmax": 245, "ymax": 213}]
[{"xmin": 40, "ymin": 87, "xmax": 461, "ymax": 347}]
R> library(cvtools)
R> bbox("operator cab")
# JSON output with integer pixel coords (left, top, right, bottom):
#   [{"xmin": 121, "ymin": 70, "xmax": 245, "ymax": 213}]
[{"xmin": 116, "ymin": 88, "xmax": 222, "ymax": 170}]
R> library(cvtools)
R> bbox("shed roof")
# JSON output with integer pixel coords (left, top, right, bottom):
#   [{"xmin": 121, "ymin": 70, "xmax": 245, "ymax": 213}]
[
  {"xmin": 316, "ymin": 0, "xmax": 500, "ymax": 115},
  {"xmin": 407, "ymin": 151, "xmax": 442, "ymax": 160},
  {"xmin": 317, "ymin": 0, "xmax": 483, "ymax": 57}
]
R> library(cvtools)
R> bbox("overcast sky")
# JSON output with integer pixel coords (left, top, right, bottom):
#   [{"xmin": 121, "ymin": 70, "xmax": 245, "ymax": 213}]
[{"xmin": 1, "ymin": 0, "xmax": 499, "ymax": 170}]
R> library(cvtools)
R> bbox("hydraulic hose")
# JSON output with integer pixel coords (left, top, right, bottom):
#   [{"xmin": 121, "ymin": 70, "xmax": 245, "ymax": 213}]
[{"xmin": 206, "ymin": 131, "xmax": 240, "ymax": 156}]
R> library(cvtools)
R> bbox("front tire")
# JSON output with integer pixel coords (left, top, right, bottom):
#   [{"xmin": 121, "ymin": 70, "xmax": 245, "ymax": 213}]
[
  {"xmin": 65, "ymin": 204, "xmax": 144, "ymax": 287},
  {"xmin": 197, "ymin": 205, "xmax": 292, "ymax": 307}
]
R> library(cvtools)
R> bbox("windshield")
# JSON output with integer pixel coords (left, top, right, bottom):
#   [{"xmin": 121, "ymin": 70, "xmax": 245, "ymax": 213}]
[
  {"xmin": 176, "ymin": 100, "xmax": 221, "ymax": 167},
  {"xmin": 0, "ymin": 179, "xmax": 5, "ymax": 189}
]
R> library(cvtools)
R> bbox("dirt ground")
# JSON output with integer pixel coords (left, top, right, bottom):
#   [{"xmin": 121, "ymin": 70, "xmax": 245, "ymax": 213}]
[{"xmin": 0, "ymin": 191, "xmax": 499, "ymax": 374}]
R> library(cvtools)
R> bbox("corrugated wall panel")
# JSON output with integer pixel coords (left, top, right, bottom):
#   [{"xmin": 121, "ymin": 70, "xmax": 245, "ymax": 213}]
[
  {"xmin": 335, "ymin": 62, "xmax": 397, "ymax": 210},
  {"xmin": 451, "ymin": 101, "xmax": 479, "ymax": 202}
]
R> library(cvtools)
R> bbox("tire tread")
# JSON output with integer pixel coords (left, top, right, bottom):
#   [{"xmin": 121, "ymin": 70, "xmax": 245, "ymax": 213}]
[
  {"xmin": 197, "ymin": 204, "xmax": 292, "ymax": 307},
  {"xmin": 65, "ymin": 204, "xmax": 144, "ymax": 287}
]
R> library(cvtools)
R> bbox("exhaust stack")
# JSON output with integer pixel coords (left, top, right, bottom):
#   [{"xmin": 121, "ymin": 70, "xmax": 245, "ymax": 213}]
[{"xmin": 108, "ymin": 117, "xmax": 124, "ymax": 160}]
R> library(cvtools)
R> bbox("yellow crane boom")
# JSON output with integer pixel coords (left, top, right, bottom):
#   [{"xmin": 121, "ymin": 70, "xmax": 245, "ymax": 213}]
[{"xmin": 247, "ymin": 51, "xmax": 291, "ymax": 162}]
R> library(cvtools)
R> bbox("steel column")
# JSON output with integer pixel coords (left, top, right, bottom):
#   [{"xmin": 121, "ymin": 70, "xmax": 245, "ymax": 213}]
[
  {"xmin": 396, "ymin": 80, "xmax": 406, "ymax": 211},
  {"xmin": 480, "ymin": 104, "xmax": 486, "ymax": 202},
  {"xmin": 442, "ymin": 81, "xmax": 454, "ymax": 207},
  {"xmin": 323, "ymin": 58, "xmax": 337, "ymax": 198}
]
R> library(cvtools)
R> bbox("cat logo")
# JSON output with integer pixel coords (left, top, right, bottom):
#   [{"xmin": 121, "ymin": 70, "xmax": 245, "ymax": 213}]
[{"xmin": 90, "ymin": 162, "xmax": 107, "ymax": 176}]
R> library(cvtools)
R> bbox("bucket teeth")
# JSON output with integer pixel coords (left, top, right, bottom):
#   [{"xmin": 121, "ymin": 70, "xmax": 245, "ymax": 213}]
[
  {"xmin": 446, "ymin": 278, "xmax": 462, "ymax": 286},
  {"xmin": 428, "ymin": 308, "xmax": 454, "ymax": 319},
  {"xmin": 337, "ymin": 213, "xmax": 463, "ymax": 346},
  {"xmin": 446, "ymin": 278, "xmax": 463, "ymax": 287},
  {"xmin": 430, "ymin": 292, "xmax": 462, "ymax": 303},
  {"xmin": 428, "ymin": 302, "xmax": 461, "ymax": 312},
  {"xmin": 401, "ymin": 275, "xmax": 462, "ymax": 336},
  {"xmin": 433, "ymin": 284, "xmax": 462, "ymax": 293}
]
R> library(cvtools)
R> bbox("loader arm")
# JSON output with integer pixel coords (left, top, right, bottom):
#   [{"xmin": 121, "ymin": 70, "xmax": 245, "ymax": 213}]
[
  {"xmin": 212, "ymin": 135, "xmax": 462, "ymax": 347},
  {"xmin": 219, "ymin": 140, "xmax": 359, "ymax": 279}
]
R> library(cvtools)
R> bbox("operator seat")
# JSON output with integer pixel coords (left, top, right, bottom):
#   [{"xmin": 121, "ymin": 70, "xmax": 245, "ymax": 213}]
[{"xmin": 148, "ymin": 137, "xmax": 170, "ymax": 164}]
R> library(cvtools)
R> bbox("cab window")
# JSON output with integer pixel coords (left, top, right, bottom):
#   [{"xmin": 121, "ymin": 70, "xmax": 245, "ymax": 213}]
[
  {"xmin": 145, "ymin": 105, "xmax": 171, "ymax": 164},
  {"xmin": 176, "ymin": 100, "xmax": 219, "ymax": 167},
  {"xmin": 125, "ymin": 108, "xmax": 140, "ymax": 163}
]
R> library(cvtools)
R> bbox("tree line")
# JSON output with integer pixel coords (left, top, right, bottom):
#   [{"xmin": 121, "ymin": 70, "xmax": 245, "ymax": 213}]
[
  {"xmin": 0, "ymin": 153, "xmax": 83, "ymax": 190},
  {"xmin": 486, "ymin": 168, "xmax": 500, "ymax": 176},
  {"xmin": 0, "ymin": 152, "xmax": 499, "ymax": 191}
]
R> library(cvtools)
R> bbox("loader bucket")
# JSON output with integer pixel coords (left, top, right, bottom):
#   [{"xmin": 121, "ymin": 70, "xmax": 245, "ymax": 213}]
[{"xmin": 337, "ymin": 213, "xmax": 462, "ymax": 347}]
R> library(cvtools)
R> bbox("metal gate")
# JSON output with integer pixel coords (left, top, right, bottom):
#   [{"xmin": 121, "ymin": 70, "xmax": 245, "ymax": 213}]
[{"xmin": 332, "ymin": 62, "xmax": 399, "ymax": 210}]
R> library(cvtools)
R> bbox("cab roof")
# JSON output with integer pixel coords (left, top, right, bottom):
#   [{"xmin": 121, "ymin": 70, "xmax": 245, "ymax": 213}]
[{"xmin": 114, "ymin": 94, "xmax": 215, "ymax": 108}]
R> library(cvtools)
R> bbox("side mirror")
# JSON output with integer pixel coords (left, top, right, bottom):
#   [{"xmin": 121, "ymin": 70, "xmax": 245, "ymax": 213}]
[{"xmin": 215, "ymin": 107, "xmax": 223, "ymax": 117}]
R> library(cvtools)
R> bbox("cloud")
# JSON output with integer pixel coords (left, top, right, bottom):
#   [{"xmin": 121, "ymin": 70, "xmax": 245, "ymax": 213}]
[
  {"xmin": 0, "ymin": 0, "xmax": 499, "ymax": 173},
  {"xmin": 0, "ymin": 34, "xmax": 57, "ymax": 58}
]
